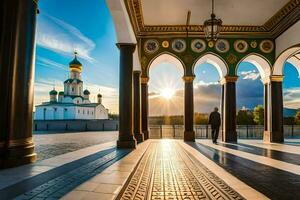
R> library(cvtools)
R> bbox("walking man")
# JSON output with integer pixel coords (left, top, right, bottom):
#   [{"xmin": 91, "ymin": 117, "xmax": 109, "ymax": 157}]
[{"xmin": 208, "ymin": 107, "xmax": 221, "ymax": 144}]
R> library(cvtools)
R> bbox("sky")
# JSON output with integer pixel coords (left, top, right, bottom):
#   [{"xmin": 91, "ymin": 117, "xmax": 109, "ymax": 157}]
[{"xmin": 35, "ymin": 0, "xmax": 300, "ymax": 115}]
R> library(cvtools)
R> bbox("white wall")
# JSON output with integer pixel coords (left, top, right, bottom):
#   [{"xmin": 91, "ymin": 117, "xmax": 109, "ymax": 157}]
[{"xmin": 276, "ymin": 20, "xmax": 300, "ymax": 57}]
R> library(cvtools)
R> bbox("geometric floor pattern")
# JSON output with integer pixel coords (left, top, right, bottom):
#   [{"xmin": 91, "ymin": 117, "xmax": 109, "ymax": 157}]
[{"xmin": 117, "ymin": 141, "xmax": 245, "ymax": 200}]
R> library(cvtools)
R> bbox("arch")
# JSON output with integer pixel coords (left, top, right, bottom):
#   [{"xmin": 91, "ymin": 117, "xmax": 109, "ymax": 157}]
[
  {"xmin": 286, "ymin": 55, "xmax": 300, "ymax": 77},
  {"xmin": 192, "ymin": 52, "xmax": 228, "ymax": 80},
  {"xmin": 236, "ymin": 53, "xmax": 272, "ymax": 82},
  {"xmin": 273, "ymin": 44, "xmax": 300, "ymax": 76},
  {"xmin": 147, "ymin": 52, "xmax": 185, "ymax": 77}
]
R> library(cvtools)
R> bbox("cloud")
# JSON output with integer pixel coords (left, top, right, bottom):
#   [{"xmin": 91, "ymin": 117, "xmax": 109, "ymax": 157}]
[
  {"xmin": 283, "ymin": 87, "xmax": 300, "ymax": 109},
  {"xmin": 36, "ymin": 56, "xmax": 69, "ymax": 72},
  {"xmin": 240, "ymin": 70, "xmax": 260, "ymax": 80},
  {"xmin": 36, "ymin": 13, "xmax": 96, "ymax": 62},
  {"xmin": 149, "ymin": 77, "xmax": 266, "ymax": 116},
  {"xmin": 149, "ymin": 83, "xmax": 222, "ymax": 116}
]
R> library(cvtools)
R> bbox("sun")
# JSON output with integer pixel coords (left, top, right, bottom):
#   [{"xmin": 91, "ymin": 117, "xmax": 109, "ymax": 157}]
[{"xmin": 160, "ymin": 88, "xmax": 175, "ymax": 100}]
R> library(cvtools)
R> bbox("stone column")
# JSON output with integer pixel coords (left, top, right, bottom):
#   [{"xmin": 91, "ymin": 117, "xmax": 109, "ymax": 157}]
[
  {"xmin": 264, "ymin": 83, "xmax": 268, "ymax": 132},
  {"xmin": 141, "ymin": 77, "xmax": 150, "ymax": 140},
  {"xmin": 0, "ymin": 0, "xmax": 37, "ymax": 168},
  {"xmin": 183, "ymin": 75, "xmax": 195, "ymax": 142},
  {"xmin": 133, "ymin": 71, "xmax": 144, "ymax": 143},
  {"xmin": 220, "ymin": 84, "xmax": 225, "ymax": 141},
  {"xmin": 220, "ymin": 76, "xmax": 238, "ymax": 143},
  {"xmin": 264, "ymin": 76, "xmax": 284, "ymax": 143},
  {"xmin": 117, "ymin": 43, "xmax": 137, "ymax": 148}
]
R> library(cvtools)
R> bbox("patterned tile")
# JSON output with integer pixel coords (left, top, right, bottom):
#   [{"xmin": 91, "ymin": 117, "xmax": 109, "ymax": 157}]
[{"xmin": 116, "ymin": 141, "xmax": 245, "ymax": 200}]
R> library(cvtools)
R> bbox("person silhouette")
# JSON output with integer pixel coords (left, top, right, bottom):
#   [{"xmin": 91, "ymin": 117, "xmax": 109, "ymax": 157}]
[{"xmin": 208, "ymin": 107, "xmax": 221, "ymax": 144}]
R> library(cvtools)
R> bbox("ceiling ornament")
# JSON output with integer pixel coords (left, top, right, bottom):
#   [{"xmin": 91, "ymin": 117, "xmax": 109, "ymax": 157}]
[
  {"xmin": 234, "ymin": 40, "xmax": 248, "ymax": 53},
  {"xmin": 124, "ymin": 0, "xmax": 300, "ymax": 38}
]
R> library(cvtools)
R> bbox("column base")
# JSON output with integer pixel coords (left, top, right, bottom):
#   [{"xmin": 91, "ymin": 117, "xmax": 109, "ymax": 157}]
[
  {"xmin": 134, "ymin": 133, "xmax": 144, "ymax": 143},
  {"xmin": 0, "ymin": 142, "xmax": 36, "ymax": 169},
  {"xmin": 222, "ymin": 131, "xmax": 237, "ymax": 143},
  {"xmin": 184, "ymin": 131, "xmax": 195, "ymax": 142},
  {"xmin": 143, "ymin": 130, "xmax": 150, "ymax": 140},
  {"xmin": 117, "ymin": 139, "xmax": 137, "ymax": 149},
  {"xmin": 263, "ymin": 131, "xmax": 284, "ymax": 143}
]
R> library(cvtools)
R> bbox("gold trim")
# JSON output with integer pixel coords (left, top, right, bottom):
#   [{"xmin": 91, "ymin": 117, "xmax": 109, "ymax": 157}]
[
  {"xmin": 0, "ymin": 137, "xmax": 34, "ymax": 148},
  {"xmin": 141, "ymin": 76, "xmax": 149, "ymax": 83},
  {"xmin": 220, "ymin": 76, "xmax": 239, "ymax": 85},
  {"xmin": 270, "ymin": 75, "xmax": 284, "ymax": 82},
  {"xmin": 182, "ymin": 75, "xmax": 195, "ymax": 82},
  {"xmin": 125, "ymin": 0, "xmax": 300, "ymax": 38}
]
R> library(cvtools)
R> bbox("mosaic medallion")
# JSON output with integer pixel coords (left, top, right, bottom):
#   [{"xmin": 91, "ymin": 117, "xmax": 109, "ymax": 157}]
[
  {"xmin": 234, "ymin": 40, "xmax": 248, "ymax": 53},
  {"xmin": 172, "ymin": 39, "xmax": 186, "ymax": 53},
  {"xmin": 162, "ymin": 40, "xmax": 169, "ymax": 48},
  {"xmin": 144, "ymin": 39, "xmax": 159, "ymax": 54},
  {"xmin": 250, "ymin": 40, "xmax": 258, "ymax": 48},
  {"xmin": 191, "ymin": 39, "xmax": 206, "ymax": 53},
  {"xmin": 260, "ymin": 40, "xmax": 274, "ymax": 53},
  {"xmin": 215, "ymin": 39, "xmax": 230, "ymax": 53},
  {"xmin": 208, "ymin": 40, "xmax": 214, "ymax": 48}
]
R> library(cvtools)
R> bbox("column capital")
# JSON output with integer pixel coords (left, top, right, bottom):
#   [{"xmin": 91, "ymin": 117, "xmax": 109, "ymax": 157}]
[
  {"xmin": 270, "ymin": 75, "xmax": 284, "ymax": 82},
  {"xmin": 220, "ymin": 76, "xmax": 238, "ymax": 85},
  {"xmin": 182, "ymin": 75, "xmax": 195, "ymax": 83},
  {"xmin": 141, "ymin": 76, "xmax": 149, "ymax": 84},
  {"xmin": 116, "ymin": 43, "xmax": 136, "ymax": 52}
]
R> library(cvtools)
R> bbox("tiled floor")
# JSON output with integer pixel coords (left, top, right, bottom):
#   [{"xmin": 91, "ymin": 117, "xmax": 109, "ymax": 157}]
[
  {"xmin": 2, "ymin": 139, "xmax": 300, "ymax": 199},
  {"xmin": 64, "ymin": 140, "xmax": 267, "ymax": 200}
]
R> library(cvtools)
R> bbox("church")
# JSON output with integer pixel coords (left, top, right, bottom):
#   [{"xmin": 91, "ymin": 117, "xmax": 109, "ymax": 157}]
[{"xmin": 34, "ymin": 53, "xmax": 109, "ymax": 120}]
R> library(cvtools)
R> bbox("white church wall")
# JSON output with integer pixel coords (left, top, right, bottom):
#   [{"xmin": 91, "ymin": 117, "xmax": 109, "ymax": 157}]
[
  {"xmin": 63, "ymin": 97, "xmax": 73, "ymax": 103},
  {"xmin": 276, "ymin": 20, "xmax": 300, "ymax": 57},
  {"xmin": 95, "ymin": 105, "xmax": 109, "ymax": 119}
]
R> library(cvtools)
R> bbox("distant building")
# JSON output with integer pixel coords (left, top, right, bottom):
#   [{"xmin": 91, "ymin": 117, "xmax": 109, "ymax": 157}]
[{"xmin": 34, "ymin": 53, "xmax": 109, "ymax": 120}]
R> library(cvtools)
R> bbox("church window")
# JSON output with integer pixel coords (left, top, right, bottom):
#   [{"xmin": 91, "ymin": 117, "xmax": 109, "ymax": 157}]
[
  {"xmin": 87, "ymin": 110, "xmax": 89, "ymax": 115},
  {"xmin": 83, "ymin": 110, "xmax": 85, "ymax": 114},
  {"xmin": 72, "ymin": 87, "xmax": 74, "ymax": 92},
  {"xmin": 78, "ymin": 109, "xmax": 80, "ymax": 114}
]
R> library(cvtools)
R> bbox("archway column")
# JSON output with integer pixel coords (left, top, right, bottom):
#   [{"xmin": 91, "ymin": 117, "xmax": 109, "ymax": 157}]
[
  {"xmin": 183, "ymin": 75, "xmax": 195, "ymax": 142},
  {"xmin": 133, "ymin": 71, "xmax": 144, "ymax": 143},
  {"xmin": 0, "ymin": 0, "xmax": 37, "ymax": 168},
  {"xmin": 117, "ymin": 43, "xmax": 137, "ymax": 148},
  {"xmin": 263, "ymin": 76, "xmax": 284, "ymax": 143},
  {"xmin": 141, "ymin": 76, "xmax": 149, "ymax": 140},
  {"xmin": 220, "ymin": 76, "xmax": 238, "ymax": 143}
]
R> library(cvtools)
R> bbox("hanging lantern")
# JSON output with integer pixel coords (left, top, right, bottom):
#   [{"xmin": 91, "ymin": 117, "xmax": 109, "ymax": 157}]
[{"xmin": 203, "ymin": 0, "xmax": 222, "ymax": 41}]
